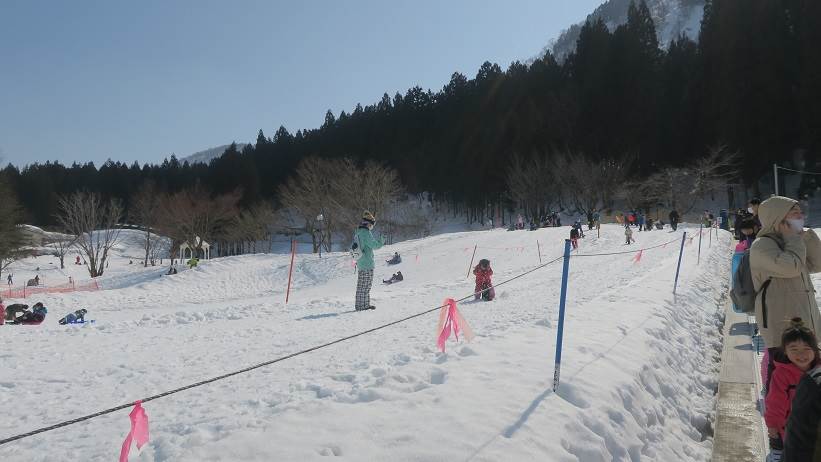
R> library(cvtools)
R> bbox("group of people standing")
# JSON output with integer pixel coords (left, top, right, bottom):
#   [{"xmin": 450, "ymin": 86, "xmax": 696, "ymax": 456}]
[
  {"xmin": 744, "ymin": 196, "xmax": 821, "ymax": 461},
  {"xmin": 511, "ymin": 212, "xmax": 563, "ymax": 231}
]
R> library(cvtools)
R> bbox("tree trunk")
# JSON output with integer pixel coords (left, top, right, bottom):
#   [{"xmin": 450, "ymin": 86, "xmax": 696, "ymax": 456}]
[{"xmin": 144, "ymin": 230, "xmax": 150, "ymax": 268}]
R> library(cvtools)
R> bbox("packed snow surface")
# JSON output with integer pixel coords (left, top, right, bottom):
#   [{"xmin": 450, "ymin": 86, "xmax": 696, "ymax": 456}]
[{"xmin": 1, "ymin": 224, "xmax": 733, "ymax": 461}]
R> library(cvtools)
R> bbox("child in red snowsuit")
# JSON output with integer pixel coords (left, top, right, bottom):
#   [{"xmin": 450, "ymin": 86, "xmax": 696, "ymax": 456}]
[
  {"xmin": 764, "ymin": 318, "xmax": 820, "ymax": 459},
  {"xmin": 570, "ymin": 228, "xmax": 580, "ymax": 250},
  {"xmin": 473, "ymin": 259, "xmax": 495, "ymax": 301}
]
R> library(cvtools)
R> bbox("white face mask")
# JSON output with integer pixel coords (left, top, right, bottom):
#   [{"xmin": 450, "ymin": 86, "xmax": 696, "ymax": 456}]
[
  {"xmin": 786, "ymin": 218, "xmax": 805, "ymax": 232},
  {"xmin": 747, "ymin": 207, "xmax": 754, "ymax": 214}
]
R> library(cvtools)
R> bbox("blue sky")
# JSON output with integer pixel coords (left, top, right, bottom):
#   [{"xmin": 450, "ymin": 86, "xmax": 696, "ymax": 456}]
[{"xmin": 0, "ymin": 0, "xmax": 602, "ymax": 167}]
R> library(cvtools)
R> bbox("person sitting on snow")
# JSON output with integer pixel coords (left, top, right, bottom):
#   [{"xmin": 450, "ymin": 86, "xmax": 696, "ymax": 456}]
[
  {"xmin": 383, "ymin": 271, "xmax": 403, "ymax": 284},
  {"xmin": 13, "ymin": 302, "xmax": 47, "ymax": 325},
  {"xmin": 59, "ymin": 308, "xmax": 88, "ymax": 325},
  {"xmin": 4, "ymin": 303, "xmax": 29, "ymax": 322},
  {"xmin": 386, "ymin": 252, "xmax": 402, "ymax": 265},
  {"xmin": 473, "ymin": 259, "xmax": 495, "ymax": 301}
]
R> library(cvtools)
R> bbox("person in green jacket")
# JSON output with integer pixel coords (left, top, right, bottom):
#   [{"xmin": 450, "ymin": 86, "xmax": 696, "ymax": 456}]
[{"xmin": 354, "ymin": 210, "xmax": 384, "ymax": 311}]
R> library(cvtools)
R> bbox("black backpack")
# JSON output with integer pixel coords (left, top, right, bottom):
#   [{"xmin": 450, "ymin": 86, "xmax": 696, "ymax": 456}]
[{"xmin": 730, "ymin": 236, "xmax": 780, "ymax": 314}]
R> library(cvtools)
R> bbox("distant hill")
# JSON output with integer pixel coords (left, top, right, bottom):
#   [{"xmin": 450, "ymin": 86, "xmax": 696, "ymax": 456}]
[
  {"xmin": 180, "ymin": 144, "xmax": 248, "ymax": 165},
  {"xmin": 547, "ymin": 0, "xmax": 704, "ymax": 62}
]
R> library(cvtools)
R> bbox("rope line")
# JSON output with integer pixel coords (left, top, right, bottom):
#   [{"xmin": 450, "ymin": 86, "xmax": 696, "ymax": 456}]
[
  {"xmin": 776, "ymin": 165, "xmax": 821, "ymax": 176},
  {"xmin": 571, "ymin": 236, "xmax": 683, "ymax": 258},
  {"xmin": 0, "ymin": 254, "xmax": 568, "ymax": 446},
  {"xmin": 0, "ymin": 233, "xmax": 686, "ymax": 446}
]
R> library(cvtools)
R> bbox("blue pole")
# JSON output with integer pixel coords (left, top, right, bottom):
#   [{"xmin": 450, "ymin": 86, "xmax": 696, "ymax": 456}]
[
  {"xmin": 697, "ymin": 223, "xmax": 703, "ymax": 265},
  {"xmin": 673, "ymin": 232, "xmax": 687, "ymax": 294},
  {"xmin": 553, "ymin": 239, "xmax": 573, "ymax": 392}
]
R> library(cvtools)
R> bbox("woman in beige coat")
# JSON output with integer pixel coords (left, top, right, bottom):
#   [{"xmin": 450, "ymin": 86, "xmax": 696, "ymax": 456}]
[{"xmin": 750, "ymin": 195, "xmax": 821, "ymax": 391}]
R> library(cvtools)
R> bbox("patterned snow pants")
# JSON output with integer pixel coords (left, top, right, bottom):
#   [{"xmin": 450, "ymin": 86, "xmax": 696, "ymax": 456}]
[{"xmin": 355, "ymin": 269, "xmax": 374, "ymax": 310}]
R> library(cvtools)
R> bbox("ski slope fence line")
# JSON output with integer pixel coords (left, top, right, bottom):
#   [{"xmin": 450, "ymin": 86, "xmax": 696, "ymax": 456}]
[
  {"xmin": 0, "ymin": 234, "xmax": 693, "ymax": 447},
  {"xmin": 3, "ymin": 279, "xmax": 100, "ymax": 300}
]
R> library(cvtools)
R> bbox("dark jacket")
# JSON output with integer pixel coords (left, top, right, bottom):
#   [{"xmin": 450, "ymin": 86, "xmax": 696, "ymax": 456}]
[{"xmin": 784, "ymin": 365, "xmax": 821, "ymax": 461}]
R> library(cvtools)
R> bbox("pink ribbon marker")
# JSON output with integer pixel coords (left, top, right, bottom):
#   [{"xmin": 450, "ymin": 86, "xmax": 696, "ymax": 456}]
[
  {"xmin": 632, "ymin": 249, "xmax": 643, "ymax": 263},
  {"xmin": 119, "ymin": 401, "xmax": 149, "ymax": 462},
  {"xmin": 436, "ymin": 298, "xmax": 474, "ymax": 352}
]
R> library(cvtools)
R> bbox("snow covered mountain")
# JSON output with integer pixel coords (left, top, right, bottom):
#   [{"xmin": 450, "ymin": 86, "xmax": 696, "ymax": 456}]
[
  {"xmin": 548, "ymin": 0, "xmax": 704, "ymax": 61},
  {"xmin": 180, "ymin": 143, "xmax": 248, "ymax": 165}
]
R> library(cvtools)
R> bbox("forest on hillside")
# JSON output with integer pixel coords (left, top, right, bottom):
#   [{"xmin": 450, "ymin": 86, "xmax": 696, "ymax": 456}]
[{"xmin": 1, "ymin": 0, "xmax": 818, "ymax": 230}]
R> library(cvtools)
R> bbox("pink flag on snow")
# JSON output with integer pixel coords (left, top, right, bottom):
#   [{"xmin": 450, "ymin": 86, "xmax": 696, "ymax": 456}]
[
  {"xmin": 416, "ymin": 254, "xmax": 420, "ymax": 263},
  {"xmin": 632, "ymin": 249, "xmax": 643, "ymax": 263},
  {"xmin": 119, "ymin": 401, "xmax": 149, "ymax": 462},
  {"xmin": 436, "ymin": 298, "xmax": 475, "ymax": 353}
]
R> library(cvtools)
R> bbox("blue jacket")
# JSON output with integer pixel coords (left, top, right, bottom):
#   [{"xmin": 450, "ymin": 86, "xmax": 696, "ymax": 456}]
[{"xmin": 355, "ymin": 226, "xmax": 384, "ymax": 271}]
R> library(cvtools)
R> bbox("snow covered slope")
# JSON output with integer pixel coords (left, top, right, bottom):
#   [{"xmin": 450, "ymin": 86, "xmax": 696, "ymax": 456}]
[
  {"xmin": 179, "ymin": 143, "xmax": 248, "ymax": 165},
  {"xmin": 549, "ymin": 0, "xmax": 704, "ymax": 61},
  {"xmin": 1, "ymin": 224, "xmax": 731, "ymax": 461}
]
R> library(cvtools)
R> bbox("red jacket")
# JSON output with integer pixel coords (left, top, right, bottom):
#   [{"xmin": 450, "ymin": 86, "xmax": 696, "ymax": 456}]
[
  {"xmin": 766, "ymin": 358, "xmax": 815, "ymax": 436},
  {"xmin": 473, "ymin": 265, "xmax": 493, "ymax": 288}
]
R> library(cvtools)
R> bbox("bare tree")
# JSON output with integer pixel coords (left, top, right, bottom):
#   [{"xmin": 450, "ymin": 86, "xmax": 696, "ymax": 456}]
[
  {"xmin": 157, "ymin": 185, "xmax": 240, "ymax": 258},
  {"xmin": 131, "ymin": 180, "xmax": 163, "ymax": 267},
  {"xmin": 505, "ymin": 153, "xmax": 559, "ymax": 219},
  {"xmin": 225, "ymin": 204, "xmax": 275, "ymax": 254},
  {"xmin": 556, "ymin": 153, "xmax": 630, "ymax": 215},
  {"xmin": 640, "ymin": 145, "xmax": 739, "ymax": 214},
  {"xmin": 278, "ymin": 157, "xmax": 338, "ymax": 253},
  {"xmin": 278, "ymin": 157, "xmax": 403, "ymax": 253},
  {"xmin": 56, "ymin": 192, "xmax": 123, "ymax": 278},
  {"xmin": 48, "ymin": 234, "xmax": 77, "ymax": 270},
  {"xmin": 326, "ymin": 158, "xmax": 403, "ymax": 229}
]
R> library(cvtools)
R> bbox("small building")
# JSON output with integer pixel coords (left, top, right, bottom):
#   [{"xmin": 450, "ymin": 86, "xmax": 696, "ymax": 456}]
[{"xmin": 179, "ymin": 238, "xmax": 211, "ymax": 261}]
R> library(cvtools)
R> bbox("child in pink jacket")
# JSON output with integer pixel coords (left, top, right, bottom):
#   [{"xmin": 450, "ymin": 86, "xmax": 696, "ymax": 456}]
[{"xmin": 764, "ymin": 317, "xmax": 820, "ymax": 460}]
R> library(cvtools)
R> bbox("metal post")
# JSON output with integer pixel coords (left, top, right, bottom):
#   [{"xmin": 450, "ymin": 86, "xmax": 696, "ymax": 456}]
[
  {"xmin": 285, "ymin": 240, "xmax": 297, "ymax": 304},
  {"xmin": 316, "ymin": 213, "xmax": 324, "ymax": 258},
  {"xmin": 553, "ymin": 239, "xmax": 573, "ymax": 392},
  {"xmin": 466, "ymin": 244, "xmax": 478, "ymax": 279},
  {"xmin": 537, "ymin": 240, "xmax": 542, "ymax": 264},
  {"xmin": 674, "ymin": 232, "xmax": 687, "ymax": 294},
  {"xmin": 774, "ymin": 163, "xmax": 780, "ymax": 196},
  {"xmin": 698, "ymin": 223, "xmax": 703, "ymax": 265},
  {"xmin": 709, "ymin": 221, "xmax": 713, "ymax": 248}
]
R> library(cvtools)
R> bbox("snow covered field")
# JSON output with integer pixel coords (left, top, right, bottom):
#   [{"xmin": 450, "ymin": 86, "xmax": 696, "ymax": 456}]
[{"xmin": 1, "ymin": 224, "xmax": 733, "ymax": 461}]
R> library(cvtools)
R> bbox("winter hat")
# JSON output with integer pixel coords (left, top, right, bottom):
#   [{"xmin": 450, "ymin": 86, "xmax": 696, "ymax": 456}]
[{"xmin": 362, "ymin": 210, "xmax": 376, "ymax": 224}]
